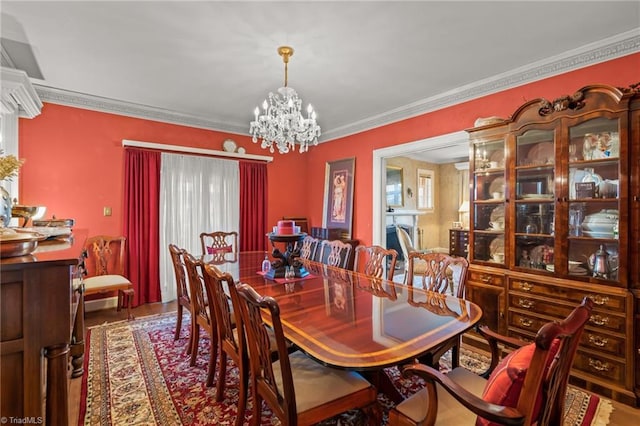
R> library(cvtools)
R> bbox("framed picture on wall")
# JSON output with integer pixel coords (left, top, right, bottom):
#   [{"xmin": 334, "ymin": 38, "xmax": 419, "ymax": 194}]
[{"xmin": 322, "ymin": 157, "xmax": 355, "ymax": 239}]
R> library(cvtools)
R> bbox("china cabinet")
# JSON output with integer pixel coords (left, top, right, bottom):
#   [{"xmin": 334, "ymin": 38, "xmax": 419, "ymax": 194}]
[{"xmin": 466, "ymin": 84, "xmax": 640, "ymax": 406}]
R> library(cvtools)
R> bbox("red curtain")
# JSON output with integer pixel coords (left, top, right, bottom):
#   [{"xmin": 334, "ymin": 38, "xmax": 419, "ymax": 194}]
[
  {"xmin": 124, "ymin": 148, "xmax": 161, "ymax": 306},
  {"xmin": 239, "ymin": 161, "xmax": 268, "ymax": 251}
]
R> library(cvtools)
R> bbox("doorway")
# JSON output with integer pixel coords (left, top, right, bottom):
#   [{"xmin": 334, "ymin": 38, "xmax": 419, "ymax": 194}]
[{"xmin": 372, "ymin": 131, "xmax": 470, "ymax": 249}]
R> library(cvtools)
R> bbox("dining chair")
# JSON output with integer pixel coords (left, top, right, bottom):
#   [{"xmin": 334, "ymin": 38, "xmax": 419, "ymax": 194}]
[
  {"xmin": 199, "ymin": 231, "xmax": 238, "ymax": 256},
  {"xmin": 168, "ymin": 244, "xmax": 192, "ymax": 351},
  {"xmin": 354, "ymin": 244, "xmax": 398, "ymax": 281},
  {"xmin": 295, "ymin": 234, "xmax": 321, "ymax": 261},
  {"xmin": 388, "ymin": 297, "xmax": 594, "ymax": 426},
  {"xmin": 183, "ymin": 251, "xmax": 217, "ymax": 386},
  {"xmin": 318, "ymin": 239, "xmax": 353, "ymax": 269},
  {"xmin": 82, "ymin": 235, "xmax": 135, "ymax": 320},
  {"xmin": 407, "ymin": 251, "xmax": 469, "ymax": 368},
  {"xmin": 395, "ymin": 225, "xmax": 430, "ymax": 284},
  {"xmin": 235, "ymin": 283, "xmax": 381, "ymax": 426},
  {"xmin": 202, "ymin": 264, "xmax": 247, "ymax": 426}
]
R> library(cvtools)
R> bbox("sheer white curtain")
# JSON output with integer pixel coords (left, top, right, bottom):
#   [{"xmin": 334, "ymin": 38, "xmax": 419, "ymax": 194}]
[{"xmin": 158, "ymin": 152, "xmax": 240, "ymax": 302}]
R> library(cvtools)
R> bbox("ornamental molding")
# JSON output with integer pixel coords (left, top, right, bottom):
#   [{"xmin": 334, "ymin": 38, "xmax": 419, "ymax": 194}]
[
  {"xmin": 33, "ymin": 29, "xmax": 639, "ymax": 142},
  {"xmin": 1, "ymin": 67, "xmax": 42, "ymax": 118}
]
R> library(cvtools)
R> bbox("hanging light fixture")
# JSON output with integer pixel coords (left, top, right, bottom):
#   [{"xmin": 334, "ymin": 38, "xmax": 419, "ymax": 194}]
[{"xmin": 250, "ymin": 46, "xmax": 321, "ymax": 154}]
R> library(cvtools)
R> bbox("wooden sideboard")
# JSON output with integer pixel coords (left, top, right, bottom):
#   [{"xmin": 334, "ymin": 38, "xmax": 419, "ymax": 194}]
[{"xmin": 0, "ymin": 231, "xmax": 85, "ymax": 425}]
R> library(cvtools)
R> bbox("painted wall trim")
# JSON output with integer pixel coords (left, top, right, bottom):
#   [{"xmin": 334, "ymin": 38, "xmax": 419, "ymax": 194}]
[
  {"xmin": 31, "ymin": 30, "xmax": 639, "ymax": 144},
  {"xmin": 122, "ymin": 139, "xmax": 273, "ymax": 163}
]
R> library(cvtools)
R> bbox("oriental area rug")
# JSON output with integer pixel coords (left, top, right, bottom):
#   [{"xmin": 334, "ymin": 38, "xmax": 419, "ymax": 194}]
[{"xmin": 78, "ymin": 312, "xmax": 613, "ymax": 425}]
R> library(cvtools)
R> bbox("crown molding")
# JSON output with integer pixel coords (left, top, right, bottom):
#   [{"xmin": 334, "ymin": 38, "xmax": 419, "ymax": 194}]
[
  {"xmin": 1, "ymin": 67, "xmax": 43, "ymax": 118},
  {"xmin": 33, "ymin": 85, "xmax": 249, "ymax": 135},
  {"xmin": 33, "ymin": 29, "xmax": 639, "ymax": 142},
  {"xmin": 322, "ymin": 29, "xmax": 640, "ymax": 141}
]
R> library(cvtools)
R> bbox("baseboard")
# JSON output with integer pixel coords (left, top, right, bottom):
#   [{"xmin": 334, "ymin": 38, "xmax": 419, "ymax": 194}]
[{"xmin": 85, "ymin": 296, "xmax": 118, "ymax": 312}]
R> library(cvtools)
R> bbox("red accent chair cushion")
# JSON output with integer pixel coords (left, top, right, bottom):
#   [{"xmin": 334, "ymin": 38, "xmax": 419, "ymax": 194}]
[
  {"xmin": 476, "ymin": 339, "xmax": 559, "ymax": 426},
  {"xmin": 206, "ymin": 245, "xmax": 233, "ymax": 255}
]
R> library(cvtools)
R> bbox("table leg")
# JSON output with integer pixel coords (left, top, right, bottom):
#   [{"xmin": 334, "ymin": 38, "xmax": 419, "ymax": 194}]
[{"xmin": 362, "ymin": 369, "xmax": 404, "ymax": 404}]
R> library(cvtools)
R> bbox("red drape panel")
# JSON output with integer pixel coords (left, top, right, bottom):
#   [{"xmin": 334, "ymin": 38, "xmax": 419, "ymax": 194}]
[
  {"xmin": 239, "ymin": 161, "xmax": 268, "ymax": 251},
  {"xmin": 124, "ymin": 148, "xmax": 161, "ymax": 306}
]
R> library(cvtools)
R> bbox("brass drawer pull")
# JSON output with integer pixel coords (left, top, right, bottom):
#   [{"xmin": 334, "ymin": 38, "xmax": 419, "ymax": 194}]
[
  {"xmin": 519, "ymin": 318, "xmax": 533, "ymax": 327},
  {"xmin": 588, "ymin": 294, "xmax": 610, "ymax": 306},
  {"xmin": 590, "ymin": 315, "xmax": 610, "ymax": 326},
  {"xmin": 481, "ymin": 275, "xmax": 492, "ymax": 284},
  {"xmin": 518, "ymin": 281, "xmax": 533, "ymax": 292},
  {"xmin": 588, "ymin": 358, "xmax": 610, "ymax": 372},
  {"xmin": 588, "ymin": 334, "xmax": 609, "ymax": 347},
  {"xmin": 518, "ymin": 298, "xmax": 534, "ymax": 309}
]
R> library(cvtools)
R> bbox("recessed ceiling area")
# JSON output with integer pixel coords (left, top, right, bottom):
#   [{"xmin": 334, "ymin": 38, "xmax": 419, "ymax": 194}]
[{"xmin": 1, "ymin": 1, "xmax": 639, "ymax": 150}]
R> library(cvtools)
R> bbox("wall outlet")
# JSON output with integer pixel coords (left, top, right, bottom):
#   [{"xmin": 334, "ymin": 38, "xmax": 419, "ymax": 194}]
[{"xmin": 103, "ymin": 207, "xmax": 112, "ymax": 216}]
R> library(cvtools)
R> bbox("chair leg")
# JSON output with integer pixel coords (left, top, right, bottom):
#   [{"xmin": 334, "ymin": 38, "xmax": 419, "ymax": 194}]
[
  {"xmin": 215, "ymin": 351, "xmax": 227, "ymax": 394},
  {"xmin": 206, "ymin": 335, "xmax": 218, "ymax": 388},
  {"xmin": 174, "ymin": 305, "xmax": 183, "ymax": 340},
  {"xmin": 186, "ymin": 315, "xmax": 194, "ymax": 355},
  {"xmin": 190, "ymin": 326, "xmax": 200, "ymax": 367},
  {"xmin": 124, "ymin": 289, "xmax": 134, "ymax": 320},
  {"xmin": 235, "ymin": 354, "xmax": 249, "ymax": 426}
]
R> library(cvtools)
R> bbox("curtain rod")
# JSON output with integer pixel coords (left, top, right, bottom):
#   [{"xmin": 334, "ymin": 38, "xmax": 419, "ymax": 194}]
[{"xmin": 122, "ymin": 139, "xmax": 273, "ymax": 163}]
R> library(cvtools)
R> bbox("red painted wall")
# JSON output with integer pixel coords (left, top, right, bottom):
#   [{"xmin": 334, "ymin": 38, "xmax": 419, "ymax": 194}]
[{"xmin": 17, "ymin": 53, "xmax": 639, "ymax": 243}]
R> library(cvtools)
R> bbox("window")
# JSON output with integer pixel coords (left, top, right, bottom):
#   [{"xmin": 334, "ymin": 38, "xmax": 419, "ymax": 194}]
[{"xmin": 417, "ymin": 169, "xmax": 434, "ymax": 211}]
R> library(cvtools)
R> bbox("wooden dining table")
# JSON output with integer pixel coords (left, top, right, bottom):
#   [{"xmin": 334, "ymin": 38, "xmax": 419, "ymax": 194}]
[{"xmin": 204, "ymin": 250, "xmax": 483, "ymax": 402}]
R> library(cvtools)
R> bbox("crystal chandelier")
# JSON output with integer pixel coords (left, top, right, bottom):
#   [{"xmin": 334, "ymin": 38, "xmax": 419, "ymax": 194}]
[{"xmin": 250, "ymin": 46, "xmax": 321, "ymax": 154}]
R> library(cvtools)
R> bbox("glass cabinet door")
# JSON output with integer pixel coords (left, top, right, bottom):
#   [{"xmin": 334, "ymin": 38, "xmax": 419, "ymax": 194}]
[
  {"xmin": 514, "ymin": 129, "xmax": 556, "ymax": 273},
  {"xmin": 472, "ymin": 139, "xmax": 505, "ymax": 264},
  {"xmin": 567, "ymin": 117, "xmax": 621, "ymax": 281}
]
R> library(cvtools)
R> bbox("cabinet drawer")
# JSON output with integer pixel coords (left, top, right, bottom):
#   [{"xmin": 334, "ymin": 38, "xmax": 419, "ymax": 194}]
[
  {"xmin": 469, "ymin": 270, "xmax": 504, "ymax": 287},
  {"xmin": 573, "ymin": 351, "xmax": 626, "ymax": 386},
  {"xmin": 508, "ymin": 293, "xmax": 626, "ymax": 333},
  {"xmin": 508, "ymin": 278, "xmax": 626, "ymax": 313},
  {"xmin": 581, "ymin": 330, "xmax": 626, "ymax": 357}
]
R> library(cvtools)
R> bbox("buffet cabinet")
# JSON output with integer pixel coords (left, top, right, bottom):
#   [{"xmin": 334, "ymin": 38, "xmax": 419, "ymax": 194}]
[
  {"xmin": 465, "ymin": 83, "xmax": 640, "ymax": 406},
  {"xmin": 0, "ymin": 234, "xmax": 85, "ymax": 425}
]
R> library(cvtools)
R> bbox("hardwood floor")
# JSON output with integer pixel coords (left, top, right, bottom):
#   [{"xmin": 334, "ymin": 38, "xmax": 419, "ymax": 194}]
[{"xmin": 70, "ymin": 301, "xmax": 639, "ymax": 425}]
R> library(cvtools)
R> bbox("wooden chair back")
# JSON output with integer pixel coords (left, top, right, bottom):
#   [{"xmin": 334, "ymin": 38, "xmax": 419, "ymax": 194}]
[
  {"xmin": 407, "ymin": 251, "xmax": 469, "ymax": 298},
  {"xmin": 354, "ymin": 245, "xmax": 397, "ymax": 281},
  {"xmin": 296, "ymin": 235, "xmax": 321, "ymax": 261},
  {"xmin": 168, "ymin": 243, "xmax": 191, "ymax": 342},
  {"xmin": 236, "ymin": 283, "xmax": 296, "ymax": 423},
  {"xmin": 183, "ymin": 251, "xmax": 218, "ymax": 385},
  {"xmin": 203, "ymin": 264, "xmax": 248, "ymax": 424},
  {"xmin": 199, "ymin": 231, "xmax": 238, "ymax": 256},
  {"xmin": 318, "ymin": 239, "xmax": 353, "ymax": 269},
  {"xmin": 84, "ymin": 235, "xmax": 127, "ymax": 277}
]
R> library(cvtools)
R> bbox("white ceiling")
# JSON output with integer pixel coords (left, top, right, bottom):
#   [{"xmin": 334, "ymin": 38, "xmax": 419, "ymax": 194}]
[{"xmin": 1, "ymin": 1, "xmax": 639, "ymax": 163}]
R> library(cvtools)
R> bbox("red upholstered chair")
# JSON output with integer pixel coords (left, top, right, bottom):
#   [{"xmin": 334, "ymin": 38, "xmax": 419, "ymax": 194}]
[
  {"xmin": 354, "ymin": 244, "xmax": 398, "ymax": 281},
  {"xmin": 168, "ymin": 244, "xmax": 193, "ymax": 352},
  {"xmin": 235, "ymin": 283, "xmax": 381, "ymax": 426},
  {"xmin": 82, "ymin": 235, "xmax": 134, "ymax": 320},
  {"xmin": 199, "ymin": 231, "xmax": 238, "ymax": 256},
  {"xmin": 388, "ymin": 297, "xmax": 594, "ymax": 426},
  {"xmin": 183, "ymin": 251, "xmax": 217, "ymax": 386}
]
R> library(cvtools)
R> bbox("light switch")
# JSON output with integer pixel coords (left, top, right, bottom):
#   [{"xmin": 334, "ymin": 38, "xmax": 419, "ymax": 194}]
[{"xmin": 103, "ymin": 207, "xmax": 112, "ymax": 216}]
